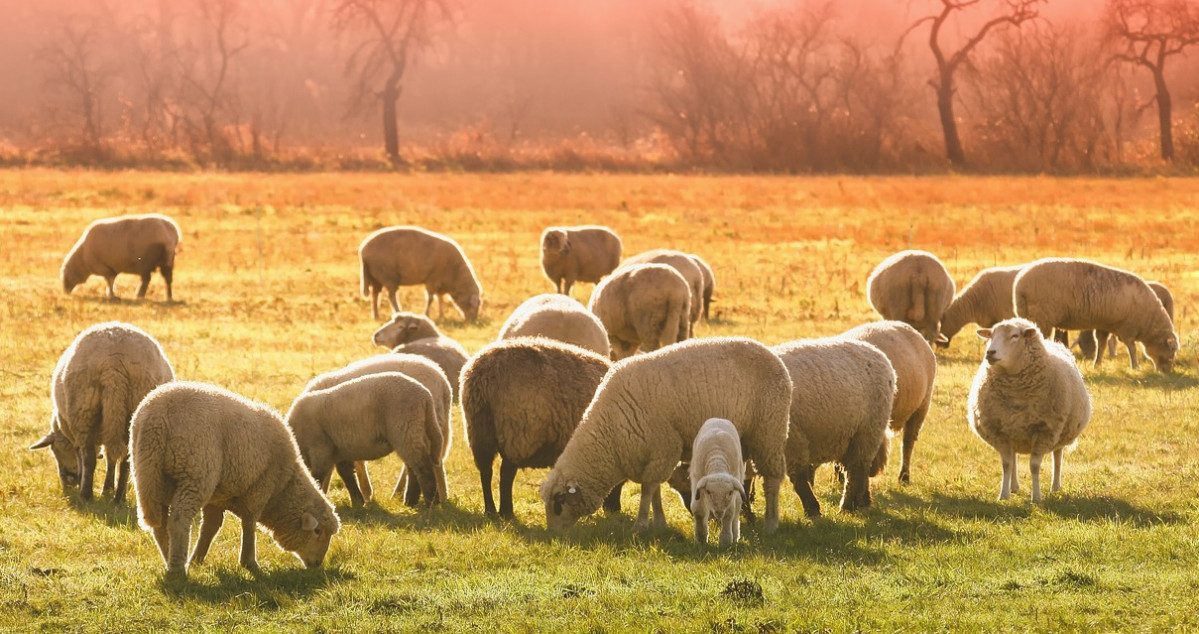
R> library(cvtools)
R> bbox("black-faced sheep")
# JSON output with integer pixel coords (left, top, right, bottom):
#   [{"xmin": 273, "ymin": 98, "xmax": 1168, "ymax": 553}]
[
  {"xmin": 1014, "ymin": 258, "xmax": 1179, "ymax": 372},
  {"xmin": 130, "ymin": 382, "xmax": 340, "ymax": 577},
  {"xmin": 497, "ymin": 294, "xmax": 611, "ymax": 357},
  {"xmin": 772, "ymin": 338, "xmax": 895, "ymax": 516},
  {"xmin": 541, "ymin": 337, "xmax": 791, "ymax": 534},
  {"xmin": 31, "ymin": 322, "xmax": 174, "ymax": 503},
  {"xmin": 866, "ymin": 250, "xmax": 956, "ymax": 346},
  {"xmin": 968, "ymin": 318, "xmax": 1092, "ymax": 502},
  {"xmin": 61, "ymin": 214, "xmax": 181, "ymax": 301},
  {"xmin": 460, "ymin": 337, "xmax": 613, "ymax": 517},
  {"xmin": 588, "ymin": 263, "xmax": 691, "ymax": 360},
  {"xmin": 619, "ymin": 249, "xmax": 706, "ymax": 329},
  {"xmin": 359, "ymin": 226, "xmax": 483, "ymax": 322},
  {"xmin": 689, "ymin": 417, "xmax": 745, "ymax": 547},
  {"xmin": 540, "ymin": 225, "xmax": 623, "ymax": 296}
]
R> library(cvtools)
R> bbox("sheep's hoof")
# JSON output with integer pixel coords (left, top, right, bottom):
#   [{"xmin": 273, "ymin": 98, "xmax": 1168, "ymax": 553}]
[
  {"xmin": 164, "ymin": 567, "xmax": 188, "ymax": 583},
  {"xmin": 632, "ymin": 520, "xmax": 651, "ymax": 534},
  {"xmin": 898, "ymin": 472, "xmax": 911, "ymax": 484}
]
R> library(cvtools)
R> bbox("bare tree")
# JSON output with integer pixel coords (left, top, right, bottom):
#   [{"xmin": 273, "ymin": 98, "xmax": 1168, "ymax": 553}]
[
  {"xmin": 38, "ymin": 18, "xmax": 110, "ymax": 153},
  {"xmin": 910, "ymin": 0, "xmax": 1041, "ymax": 167},
  {"xmin": 333, "ymin": 0, "xmax": 456, "ymax": 163},
  {"xmin": 1105, "ymin": 0, "xmax": 1199, "ymax": 161}
]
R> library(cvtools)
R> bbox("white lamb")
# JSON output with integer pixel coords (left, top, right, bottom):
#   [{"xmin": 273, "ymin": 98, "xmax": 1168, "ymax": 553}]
[
  {"xmin": 968, "ymin": 318, "xmax": 1092, "ymax": 502},
  {"xmin": 689, "ymin": 418, "xmax": 746, "ymax": 547}
]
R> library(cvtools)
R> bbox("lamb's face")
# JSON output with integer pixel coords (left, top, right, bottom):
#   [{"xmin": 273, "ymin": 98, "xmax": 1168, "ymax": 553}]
[
  {"xmin": 977, "ymin": 321, "xmax": 1038, "ymax": 373},
  {"xmin": 691, "ymin": 476, "xmax": 743, "ymax": 523},
  {"xmin": 541, "ymin": 473, "xmax": 595, "ymax": 530},
  {"xmin": 279, "ymin": 508, "xmax": 340, "ymax": 569},
  {"xmin": 29, "ymin": 425, "xmax": 81, "ymax": 490},
  {"xmin": 1144, "ymin": 333, "xmax": 1179, "ymax": 373}
]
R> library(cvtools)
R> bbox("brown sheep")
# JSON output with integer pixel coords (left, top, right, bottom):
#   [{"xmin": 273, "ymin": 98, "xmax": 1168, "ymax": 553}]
[
  {"xmin": 866, "ymin": 250, "xmax": 956, "ymax": 346},
  {"xmin": 688, "ymin": 254, "xmax": 716, "ymax": 321},
  {"xmin": 359, "ymin": 226, "xmax": 483, "ymax": 322},
  {"xmin": 61, "ymin": 214, "xmax": 181, "ymax": 301},
  {"xmin": 540, "ymin": 226, "xmax": 623, "ymax": 296}
]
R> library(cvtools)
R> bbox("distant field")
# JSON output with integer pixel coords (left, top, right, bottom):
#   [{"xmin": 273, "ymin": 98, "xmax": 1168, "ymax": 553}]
[{"xmin": 2, "ymin": 169, "xmax": 1198, "ymax": 631}]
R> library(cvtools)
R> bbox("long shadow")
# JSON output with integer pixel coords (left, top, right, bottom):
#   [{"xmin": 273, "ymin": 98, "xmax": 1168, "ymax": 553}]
[
  {"xmin": 1083, "ymin": 370, "xmax": 1199, "ymax": 391},
  {"xmin": 68, "ymin": 494, "xmax": 140, "ymax": 529},
  {"xmin": 913, "ymin": 490, "xmax": 1186, "ymax": 527},
  {"xmin": 76, "ymin": 295, "xmax": 184, "ymax": 308},
  {"xmin": 158, "ymin": 565, "xmax": 353, "ymax": 605},
  {"xmin": 335, "ymin": 499, "xmax": 493, "ymax": 532}
]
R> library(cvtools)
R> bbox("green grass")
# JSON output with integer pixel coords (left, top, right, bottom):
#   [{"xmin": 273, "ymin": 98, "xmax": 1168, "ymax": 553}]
[{"xmin": 2, "ymin": 170, "xmax": 1198, "ymax": 631}]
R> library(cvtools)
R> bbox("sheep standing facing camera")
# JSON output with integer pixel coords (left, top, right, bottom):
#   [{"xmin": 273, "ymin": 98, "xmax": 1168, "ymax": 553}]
[
  {"xmin": 689, "ymin": 418, "xmax": 745, "ymax": 547},
  {"xmin": 968, "ymin": 318, "xmax": 1092, "ymax": 502},
  {"xmin": 540, "ymin": 225, "xmax": 623, "ymax": 296}
]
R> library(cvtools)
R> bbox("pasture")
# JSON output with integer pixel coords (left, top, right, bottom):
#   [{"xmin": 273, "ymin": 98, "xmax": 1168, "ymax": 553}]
[{"xmin": 2, "ymin": 169, "xmax": 1198, "ymax": 631}]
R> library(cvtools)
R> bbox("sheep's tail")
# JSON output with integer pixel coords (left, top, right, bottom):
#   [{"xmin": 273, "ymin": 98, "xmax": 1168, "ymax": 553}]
[
  {"xmin": 421, "ymin": 396, "xmax": 450, "ymax": 503},
  {"xmin": 99, "ymin": 370, "xmax": 133, "ymax": 463},
  {"xmin": 661, "ymin": 297, "xmax": 685, "ymax": 345},
  {"xmin": 130, "ymin": 409, "xmax": 167, "ymax": 532},
  {"xmin": 360, "ymin": 258, "xmax": 375, "ymax": 299},
  {"xmin": 869, "ymin": 434, "xmax": 890, "ymax": 478}
]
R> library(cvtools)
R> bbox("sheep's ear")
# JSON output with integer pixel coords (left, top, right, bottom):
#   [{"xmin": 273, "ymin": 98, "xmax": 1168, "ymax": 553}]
[
  {"xmin": 1023, "ymin": 328, "xmax": 1038, "ymax": 340},
  {"xmin": 565, "ymin": 483, "xmax": 583, "ymax": 502},
  {"xmin": 934, "ymin": 333, "xmax": 950, "ymax": 348},
  {"xmin": 694, "ymin": 487, "xmax": 702, "ymax": 501},
  {"xmin": 301, "ymin": 512, "xmax": 319, "ymax": 532},
  {"xmin": 30, "ymin": 432, "xmax": 57, "ymax": 450},
  {"xmin": 976, "ymin": 328, "xmax": 993, "ymax": 340},
  {"xmin": 734, "ymin": 479, "xmax": 746, "ymax": 499}
]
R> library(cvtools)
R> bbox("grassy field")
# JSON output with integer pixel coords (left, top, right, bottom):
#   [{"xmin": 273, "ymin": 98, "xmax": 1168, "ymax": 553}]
[{"xmin": 2, "ymin": 169, "xmax": 1198, "ymax": 632}]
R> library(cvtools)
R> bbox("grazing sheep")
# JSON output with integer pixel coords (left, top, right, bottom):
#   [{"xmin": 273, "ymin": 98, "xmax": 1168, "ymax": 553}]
[
  {"xmin": 392, "ymin": 337, "xmax": 470, "ymax": 402},
  {"xmin": 1014, "ymin": 258, "xmax": 1179, "ymax": 372},
  {"xmin": 287, "ymin": 373, "xmax": 444, "ymax": 509},
  {"xmin": 130, "ymin": 382, "xmax": 340, "ymax": 577},
  {"xmin": 689, "ymin": 418, "xmax": 745, "ymax": 547},
  {"xmin": 303, "ymin": 354, "xmax": 453, "ymax": 506},
  {"xmin": 688, "ymin": 254, "xmax": 716, "ymax": 321},
  {"xmin": 498, "ymin": 294, "xmax": 610, "ymax": 357},
  {"xmin": 1078, "ymin": 280, "xmax": 1175, "ymax": 363},
  {"xmin": 968, "ymin": 318, "xmax": 1092, "ymax": 502},
  {"xmin": 61, "ymin": 213, "xmax": 181, "ymax": 301},
  {"xmin": 541, "ymin": 337, "xmax": 791, "ymax": 534},
  {"xmin": 359, "ymin": 226, "xmax": 483, "ymax": 322},
  {"xmin": 938, "ymin": 265, "xmax": 1024, "ymax": 347},
  {"xmin": 540, "ymin": 225, "xmax": 623, "ymax": 296},
  {"xmin": 841, "ymin": 321, "xmax": 936, "ymax": 483},
  {"xmin": 866, "ymin": 250, "xmax": 956, "ymax": 345},
  {"xmin": 460, "ymin": 337, "xmax": 613, "ymax": 517},
  {"xmin": 588, "ymin": 263, "xmax": 691, "ymax": 360},
  {"xmin": 772, "ymin": 338, "xmax": 895, "ymax": 516},
  {"xmin": 619, "ymin": 249, "xmax": 706, "ymax": 329},
  {"xmin": 371, "ymin": 311, "xmax": 442, "ymax": 348},
  {"xmin": 31, "ymin": 322, "xmax": 174, "ymax": 503}
]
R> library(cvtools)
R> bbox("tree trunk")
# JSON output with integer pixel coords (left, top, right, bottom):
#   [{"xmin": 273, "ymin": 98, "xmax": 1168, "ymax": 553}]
[
  {"xmin": 1153, "ymin": 69, "xmax": 1173, "ymax": 162},
  {"xmin": 381, "ymin": 84, "xmax": 400, "ymax": 163},
  {"xmin": 936, "ymin": 76, "xmax": 966, "ymax": 168}
]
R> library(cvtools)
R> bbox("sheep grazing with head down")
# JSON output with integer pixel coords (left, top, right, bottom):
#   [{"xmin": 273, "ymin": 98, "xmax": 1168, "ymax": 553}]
[
  {"xmin": 1014, "ymin": 258, "xmax": 1178, "ymax": 372},
  {"xmin": 31, "ymin": 322, "xmax": 174, "ymax": 503},
  {"xmin": 772, "ymin": 338, "xmax": 894, "ymax": 516},
  {"xmin": 461, "ymin": 337, "xmax": 614, "ymax": 517},
  {"xmin": 689, "ymin": 418, "xmax": 745, "ymax": 547},
  {"xmin": 1077, "ymin": 280, "xmax": 1175, "ymax": 364},
  {"xmin": 541, "ymin": 337, "xmax": 791, "ymax": 535},
  {"xmin": 498, "ymin": 294, "xmax": 610, "ymax": 357},
  {"xmin": 588, "ymin": 263, "xmax": 691, "ymax": 360},
  {"xmin": 371, "ymin": 312, "xmax": 470, "ymax": 401},
  {"xmin": 968, "ymin": 318, "xmax": 1092, "ymax": 502},
  {"xmin": 937, "ymin": 265, "xmax": 1024, "ymax": 347},
  {"xmin": 359, "ymin": 226, "xmax": 483, "ymax": 322},
  {"xmin": 866, "ymin": 250, "xmax": 956, "ymax": 346},
  {"xmin": 287, "ymin": 372, "xmax": 444, "ymax": 509},
  {"xmin": 540, "ymin": 225, "xmax": 623, "ymax": 296},
  {"xmin": 131, "ymin": 382, "xmax": 340, "ymax": 578},
  {"xmin": 619, "ymin": 249, "xmax": 706, "ymax": 330},
  {"xmin": 61, "ymin": 213, "xmax": 181, "ymax": 301}
]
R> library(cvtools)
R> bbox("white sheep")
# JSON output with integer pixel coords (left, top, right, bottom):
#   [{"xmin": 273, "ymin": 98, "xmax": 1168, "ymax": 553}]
[
  {"xmin": 1077, "ymin": 280, "xmax": 1175, "ymax": 364},
  {"xmin": 968, "ymin": 318, "xmax": 1092, "ymax": 502},
  {"xmin": 31, "ymin": 321, "xmax": 174, "ymax": 503},
  {"xmin": 772, "ymin": 338, "xmax": 895, "ymax": 516},
  {"xmin": 371, "ymin": 314, "xmax": 470, "ymax": 401},
  {"xmin": 588, "ymin": 263, "xmax": 691, "ymax": 360},
  {"xmin": 688, "ymin": 253, "xmax": 716, "ymax": 321},
  {"xmin": 359, "ymin": 226, "xmax": 483, "ymax": 322},
  {"xmin": 866, "ymin": 250, "xmax": 956, "ymax": 345},
  {"xmin": 61, "ymin": 214, "xmax": 181, "ymax": 301},
  {"xmin": 130, "ymin": 382, "xmax": 341, "ymax": 577},
  {"xmin": 541, "ymin": 337, "xmax": 791, "ymax": 534},
  {"xmin": 497, "ymin": 294, "xmax": 611, "ymax": 357},
  {"xmin": 689, "ymin": 418, "xmax": 746, "ymax": 547},
  {"xmin": 1014, "ymin": 258, "xmax": 1179, "ymax": 372},
  {"xmin": 540, "ymin": 225, "xmax": 623, "ymax": 296},
  {"xmin": 371, "ymin": 311, "xmax": 442, "ymax": 348},
  {"xmin": 840, "ymin": 320, "xmax": 936, "ymax": 483},
  {"xmin": 937, "ymin": 265, "xmax": 1024, "ymax": 347},
  {"xmin": 460, "ymin": 337, "xmax": 613, "ymax": 517},
  {"xmin": 619, "ymin": 248, "xmax": 706, "ymax": 329},
  {"xmin": 303, "ymin": 354, "xmax": 453, "ymax": 506},
  {"xmin": 286, "ymin": 372, "xmax": 445, "ymax": 508}
]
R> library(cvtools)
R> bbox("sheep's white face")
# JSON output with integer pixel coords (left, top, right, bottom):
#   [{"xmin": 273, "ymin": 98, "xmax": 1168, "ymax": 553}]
[
  {"xmin": 977, "ymin": 321, "xmax": 1039, "ymax": 372},
  {"xmin": 1144, "ymin": 333, "xmax": 1179, "ymax": 373},
  {"xmin": 278, "ymin": 509, "xmax": 340, "ymax": 569},
  {"xmin": 29, "ymin": 424, "xmax": 81, "ymax": 490},
  {"xmin": 691, "ymin": 475, "xmax": 743, "ymax": 525}
]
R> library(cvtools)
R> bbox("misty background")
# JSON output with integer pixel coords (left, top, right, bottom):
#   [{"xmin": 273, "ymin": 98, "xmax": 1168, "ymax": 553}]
[{"xmin": 1, "ymin": 0, "xmax": 1197, "ymax": 171}]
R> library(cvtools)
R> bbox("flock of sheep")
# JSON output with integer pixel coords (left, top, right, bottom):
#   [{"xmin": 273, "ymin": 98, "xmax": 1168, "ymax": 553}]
[{"xmin": 32, "ymin": 213, "xmax": 1180, "ymax": 578}]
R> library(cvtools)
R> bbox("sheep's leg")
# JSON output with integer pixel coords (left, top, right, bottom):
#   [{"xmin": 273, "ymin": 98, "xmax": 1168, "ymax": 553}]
[
  {"xmin": 1094, "ymin": 331, "xmax": 1110, "ymax": 364},
  {"xmin": 423, "ymin": 290, "xmax": 435, "ymax": 316},
  {"xmin": 478, "ymin": 459, "xmax": 497, "ymax": 516},
  {"xmin": 412, "ymin": 462, "xmax": 440, "ymax": 507},
  {"xmin": 1029, "ymin": 453, "xmax": 1044, "ymax": 503},
  {"xmin": 633, "ymin": 483, "xmax": 658, "ymax": 533},
  {"xmin": 386, "ymin": 287, "xmax": 401, "ymax": 317},
  {"xmin": 354, "ymin": 461, "xmax": 373, "ymax": 503},
  {"xmin": 762, "ymin": 475, "xmax": 781, "ymax": 533},
  {"xmin": 729, "ymin": 505, "xmax": 740, "ymax": 544},
  {"xmin": 101, "ymin": 453, "xmax": 116, "ymax": 496},
  {"xmin": 693, "ymin": 510, "xmax": 708, "ymax": 544},
  {"xmin": 237, "ymin": 513, "xmax": 261, "ymax": 574},
  {"xmin": 1107, "ymin": 336, "xmax": 1118, "ymax": 359},
  {"xmin": 403, "ymin": 468, "xmax": 423, "ymax": 507},
  {"xmin": 1052, "ymin": 448, "xmax": 1064, "ymax": 492},
  {"xmin": 136, "ymin": 273, "xmax": 151, "ymax": 299},
  {"xmin": 651, "ymin": 484, "xmax": 666, "ymax": 530},
  {"xmin": 900, "ymin": 405, "xmax": 930, "ymax": 483},
  {"xmin": 160, "ymin": 264, "xmax": 174, "ymax": 302},
  {"xmin": 719, "ymin": 508, "xmax": 737, "ymax": 547},
  {"xmin": 602, "ymin": 483, "xmax": 623, "ymax": 513},
  {"xmin": 435, "ymin": 462, "xmax": 449, "ymax": 504},
  {"xmin": 369, "ymin": 286, "xmax": 380, "ymax": 320},
  {"xmin": 318, "ymin": 471, "xmax": 332, "ymax": 494},
  {"xmin": 1008, "ymin": 448, "xmax": 1020, "ymax": 494},
  {"xmin": 998, "ymin": 447, "xmax": 1013, "ymax": 501},
  {"xmin": 104, "ymin": 276, "xmax": 117, "ymax": 300},
  {"xmin": 150, "ymin": 507, "xmax": 170, "ymax": 565},
  {"xmin": 189, "ymin": 505, "xmax": 225, "ymax": 565},
  {"xmin": 498, "ymin": 459, "xmax": 518, "ymax": 518},
  {"xmin": 1125, "ymin": 337, "xmax": 1140, "ymax": 370},
  {"xmin": 113, "ymin": 456, "xmax": 131, "ymax": 504},
  {"xmin": 790, "ymin": 465, "xmax": 821, "ymax": 518},
  {"xmin": 334, "ymin": 461, "xmax": 365, "ymax": 508},
  {"xmin": 392, "ymin": 466, "xmax": 408, "ymax": 499},
  {"xmin": 840, "ymin": 464, "xmax": 871, "ymax": 513},
  {"xmin": 79, "ymin": 445, "xmax": 98, "ymax": 501},
  {"xmin": 562, "ymin": 278, "xmax": 574, "ymax": 296},
  {"xmin": 166, "ymin": 493, "xmax": 203, "ymax": 575}
]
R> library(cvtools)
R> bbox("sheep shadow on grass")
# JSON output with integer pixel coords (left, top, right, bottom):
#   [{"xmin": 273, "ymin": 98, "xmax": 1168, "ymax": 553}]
[
  {"xmin": 1082, "ymin": 370, "xmax": 1199, "ymax": 391},
  {"xmin": 912, "ymin": 490, "xmax": 1185, "ymax": 528},
  {"xmin": 158, "ymin": 565, "xmax": 354, "ymax": 605},
  {"xmin": 333, "ymin": 498, "xmax": 494, "ymax": 533},
  {"xmin": 68, "ymin": 496, "xmax": 139, "ymax": 529}
]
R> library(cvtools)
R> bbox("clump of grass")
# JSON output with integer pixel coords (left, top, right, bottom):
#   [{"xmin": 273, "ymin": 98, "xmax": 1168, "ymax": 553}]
[{"xmin": 720, "ymin": 579, "xmax": 765, "ymax": 605}]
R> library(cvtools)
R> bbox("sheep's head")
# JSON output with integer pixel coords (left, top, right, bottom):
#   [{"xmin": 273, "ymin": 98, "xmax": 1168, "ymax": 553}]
[
  {"xmin": 977, "ymin": 318, "xmax": 1041, "ymax": 373},
  {"xmin": 541, "ymin": 229, "xmax": 569, "ymax": 259},
  {"xmin": 29, "ymin": 422, "xmax": 81, "ymax": 490},
  {"xmin": 453, "ymin": 292, "xmax": 481, "ymax": 323},
  {"xmin": 274, "ymin": 504, "xmax": 340, "ymax": 569},
  {"xmin": 691, "ymin": 474, "xmax": 745, "ymax": 526},
  {"xmin": 372, "ymin": 312, "xmax": 440, "ymax": 348},
  {"xmin": 1143, "ymin": 331, "xmax": 1179, "ymax": 374},
  {"xmin": 541, "ymin": 471, "xmax": 599, "ymax": 531},
  {"xmin": 61, "ymin": 252, "xmax": 87, "ymax": 294}
]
